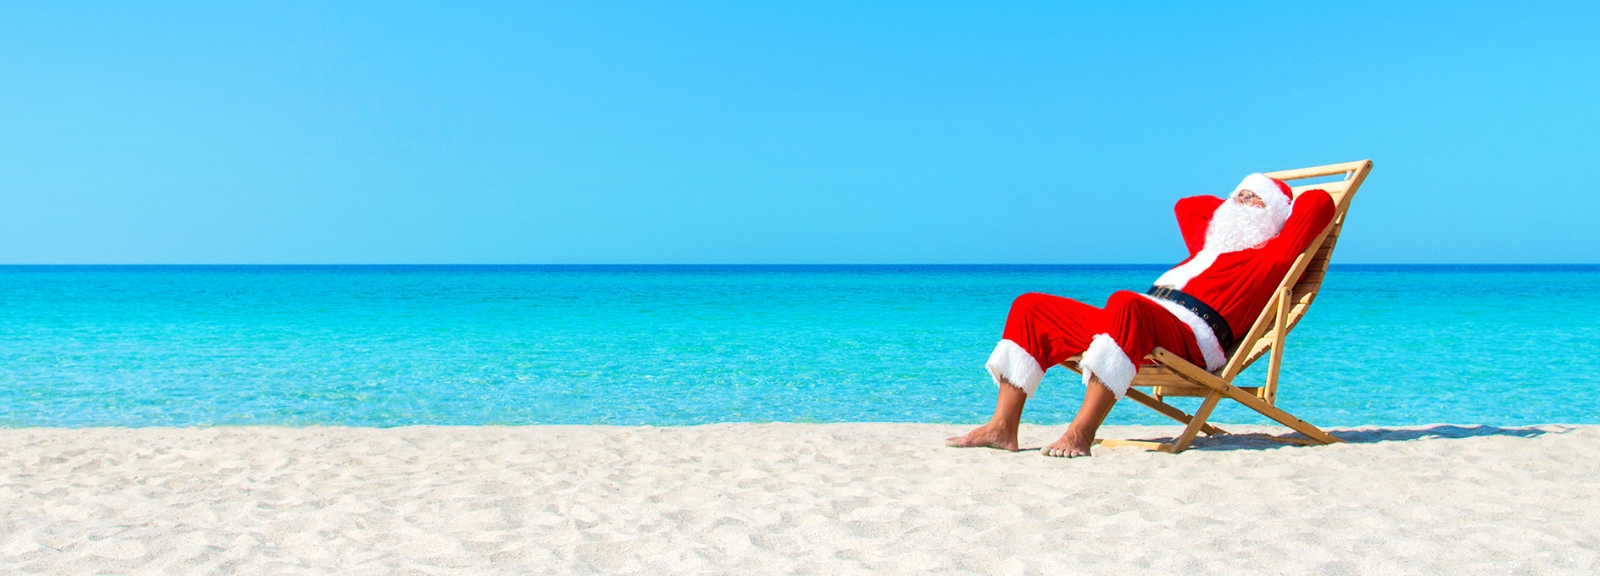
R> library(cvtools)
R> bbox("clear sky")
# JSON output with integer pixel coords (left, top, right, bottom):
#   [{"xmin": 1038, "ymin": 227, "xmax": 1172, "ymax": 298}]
[{"xmin": 2, "ymin": 2, "xmax": 1595, "ymax": 264}]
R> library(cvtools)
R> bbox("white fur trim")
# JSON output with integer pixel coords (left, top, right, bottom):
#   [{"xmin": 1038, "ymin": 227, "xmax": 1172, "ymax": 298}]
[
  {"xmin": 1139, "ymin": 294, "xmax": 1226, "ymax": 371},
  {"xmin": 1152, "ymin": 248, "xmax": 1221, "ymax": 290},
  {"xmin": 1079, "ymin": 334, "xmax": 1137, "ymax": 398},
  {"xmin": 986, "ymin": 339, "xmax": 1045, "ymax": 397}
]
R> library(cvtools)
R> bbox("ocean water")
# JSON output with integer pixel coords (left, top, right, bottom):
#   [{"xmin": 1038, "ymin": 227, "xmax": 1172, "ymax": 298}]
[{"xmin": 1, "ymin": 265, "xmax": 1596, "ymax": 428}]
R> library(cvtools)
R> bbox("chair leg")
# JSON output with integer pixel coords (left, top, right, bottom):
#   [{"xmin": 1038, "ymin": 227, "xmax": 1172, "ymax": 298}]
[
  {"xmin": 1152, "ymin": 348, "xmax": 1343, "ymax": 445},
  {"xmin": 1169, "ymin": 391, "xmax": 1224, "ymax": 452},
  {"xmin": 1124, "ymin": 388, "xmax": 1228, "ymax": 436}
]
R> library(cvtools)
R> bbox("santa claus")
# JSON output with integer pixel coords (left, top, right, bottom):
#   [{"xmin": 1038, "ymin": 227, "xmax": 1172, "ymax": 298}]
[{"xmin": 947, "ymin": 173, "xmax": 1335, "ymax": 457}]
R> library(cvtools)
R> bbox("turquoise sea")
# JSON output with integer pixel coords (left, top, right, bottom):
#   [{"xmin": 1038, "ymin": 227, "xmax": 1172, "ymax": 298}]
[{"xmin": 1, "ymin": 265, "xmax": 1596, "ymax": 428}]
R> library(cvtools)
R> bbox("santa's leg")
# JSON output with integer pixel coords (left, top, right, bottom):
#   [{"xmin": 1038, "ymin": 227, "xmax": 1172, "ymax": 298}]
[
  {"xmin": 1042, "ymin": 374, "xmax": 1117, "ymax": 458},
  {"xmin": 944, "ymin": 377, "xmax": 1029, "ymax": 451},
  {"xmin": 947, "ymin": 292, "xmax": 1104, "ymax": 451},
  {"xmin": 1044, "ymin": 290, "xmax": 1210, "ymax": 457}
]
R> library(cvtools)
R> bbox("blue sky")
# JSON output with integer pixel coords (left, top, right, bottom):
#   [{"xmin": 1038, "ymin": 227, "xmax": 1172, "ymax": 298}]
[{"xmin": 2, "ymin": 2, "xmax": 1595, "ymax": 264}]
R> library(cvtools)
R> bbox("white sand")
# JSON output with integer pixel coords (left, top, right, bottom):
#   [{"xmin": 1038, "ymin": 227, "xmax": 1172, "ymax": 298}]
[{"xmin": 2, "ymin": 424, "xmax": 1597, "ymax": 574}]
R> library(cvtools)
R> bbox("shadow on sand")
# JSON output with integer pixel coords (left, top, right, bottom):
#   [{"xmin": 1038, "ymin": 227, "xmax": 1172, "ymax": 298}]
[{"xmin": 1171, "ymin": 424, "xmax": 1569, "ymax": 452}]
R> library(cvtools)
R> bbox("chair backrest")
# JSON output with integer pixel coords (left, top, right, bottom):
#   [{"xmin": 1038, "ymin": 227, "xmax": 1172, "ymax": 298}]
[{"xmin": 1218, "ymin": 160, "xmax": 1373, "ymax": 389}]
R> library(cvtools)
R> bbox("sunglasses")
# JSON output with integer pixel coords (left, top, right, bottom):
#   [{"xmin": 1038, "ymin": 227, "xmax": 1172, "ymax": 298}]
[{"xmin": 1233, "ymin": 189, "xmax": 1266, "ymax": 207}]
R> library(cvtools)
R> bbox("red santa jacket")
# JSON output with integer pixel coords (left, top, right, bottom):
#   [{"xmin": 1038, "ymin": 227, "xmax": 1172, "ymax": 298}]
[{"xmin": 1160, "ymin": 189, "xmax": 1336, "ymax": 340}]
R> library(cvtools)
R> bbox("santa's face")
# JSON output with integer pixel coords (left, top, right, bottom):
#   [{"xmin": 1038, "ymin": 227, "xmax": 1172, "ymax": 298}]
[
  {"xmin": 1232, "ymin": 188, "xmax": 1267, "ymax": 209},
  {"xmin": 1204, "ymin": 194, "xmax": 1282, "ymax": 253}
]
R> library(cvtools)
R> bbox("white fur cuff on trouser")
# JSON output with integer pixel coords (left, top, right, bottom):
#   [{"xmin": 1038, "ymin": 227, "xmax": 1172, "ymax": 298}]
[
  {"xmin": 1079, "ymin": 333, "xmax": 1137, "ymax": 399},
  {"xmin": 986, "ymin": 339, "xmax": 1045, "ymax": 398}
]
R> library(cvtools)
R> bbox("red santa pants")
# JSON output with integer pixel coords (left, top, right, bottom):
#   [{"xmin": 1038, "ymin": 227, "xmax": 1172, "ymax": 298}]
[{"xmin": 985, "ymin": 290, "xmax": 1210, "ymax": 398}]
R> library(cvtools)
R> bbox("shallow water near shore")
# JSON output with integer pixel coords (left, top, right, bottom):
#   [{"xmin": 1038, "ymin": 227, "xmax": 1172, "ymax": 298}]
[{"xmin": 2, "ymin": 264, "xmax": 1596, "ymax": 427}]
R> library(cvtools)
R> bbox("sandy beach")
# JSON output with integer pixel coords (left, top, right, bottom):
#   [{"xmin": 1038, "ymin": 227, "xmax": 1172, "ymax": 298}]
[{"xmin": 2, "ymin": 423, "xmax": 1597, "ymax": 574}]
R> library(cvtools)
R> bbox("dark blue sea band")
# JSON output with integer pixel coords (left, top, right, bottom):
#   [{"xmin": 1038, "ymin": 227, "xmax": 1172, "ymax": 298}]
[{"xmin": 1146, "ymin": 286, "xmax": 1235, "ymax": 355}]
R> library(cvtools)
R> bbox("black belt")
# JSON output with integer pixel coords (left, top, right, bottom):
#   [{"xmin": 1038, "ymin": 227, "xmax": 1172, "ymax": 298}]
[{"xmin": 1146, "ymin": 286, "xmax": 1235, "ymax": 354}]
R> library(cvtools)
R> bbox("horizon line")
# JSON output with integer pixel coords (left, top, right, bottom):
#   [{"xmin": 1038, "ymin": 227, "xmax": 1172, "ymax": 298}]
[{"xmin": 1, "ymin": 263, "xmax": 1596, "ymax": 268}]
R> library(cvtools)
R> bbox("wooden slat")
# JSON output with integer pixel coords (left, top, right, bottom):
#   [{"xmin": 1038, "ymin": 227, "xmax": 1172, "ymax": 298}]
[
  {"xmin": 1135, "ymin": 374, "xmax": 1199, "ymax": 388},
  {"xmin": 1240, "ymin": 338, "xmax": 1271, "ymax": 368},
  {"xmin": 1152, "ymin": 385, "xmax": 1261, "ymax": 398},
  {"xmin": 1285, "ymin": 307, "xmax": 1311, "ymax": 333},
  {"xmin": 1152, "ymin": 384, "xmax": 1210, "ymax": 396},
  {"xmin": 1265, "ymin": 160, "xmax": 1369, "ymax": 181},
  {"xmin": 1152, "ymin": 385, "xmax": 1197, "ymax": 397},
  {"xmin": 1095, "ymin": 439, "xmax": 1174, "ymax": 452},
  {"xmin": 1289, "ymin": 180, "xmax": 1351, "ymax": 197}
]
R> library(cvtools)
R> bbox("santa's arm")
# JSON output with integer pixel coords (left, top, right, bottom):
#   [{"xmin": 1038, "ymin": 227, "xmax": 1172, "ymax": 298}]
[
  {"xmin": 1175, "ymin": 195, "xmax": 1225, "ymax": 256},
  {"xmin": 1267, "ymin": 189, "xmax": 1336, "ymax": 260}
]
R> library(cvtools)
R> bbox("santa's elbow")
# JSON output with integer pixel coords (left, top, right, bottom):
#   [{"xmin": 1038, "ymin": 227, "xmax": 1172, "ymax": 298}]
[{"xmin": 1010, "ymin": 292, "xmax": 1049, "ymax": 312}]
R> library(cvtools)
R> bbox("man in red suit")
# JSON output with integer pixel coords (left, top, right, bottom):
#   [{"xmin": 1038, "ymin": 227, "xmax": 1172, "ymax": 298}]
[{"xmin": 946, "ymin": 174, "xmax": 1335, "ymax": 457}]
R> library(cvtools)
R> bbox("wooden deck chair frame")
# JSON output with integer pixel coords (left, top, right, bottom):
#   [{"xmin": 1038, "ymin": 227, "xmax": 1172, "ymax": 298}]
[{"xmin": 1060, "ymin": 160, "xmax": 1373, "ymax": 453}]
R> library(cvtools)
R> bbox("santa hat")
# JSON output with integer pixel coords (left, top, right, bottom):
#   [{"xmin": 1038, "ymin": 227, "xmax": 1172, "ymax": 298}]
[{"xmin": 1233, "ymin": 173, "xmax": 1294, "ymax": 229}]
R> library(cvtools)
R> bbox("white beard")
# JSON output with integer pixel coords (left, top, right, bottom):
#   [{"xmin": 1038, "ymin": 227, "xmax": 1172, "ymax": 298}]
[{"xmin": 1202, "ymin": 200, "xmax": 1279, "ymax": 253}]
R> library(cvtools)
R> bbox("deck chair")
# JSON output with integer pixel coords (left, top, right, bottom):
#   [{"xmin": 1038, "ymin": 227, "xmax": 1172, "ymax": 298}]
[{"xmin": 1060, "ymin": 159, "xmax": 1373, "ymax": 453}]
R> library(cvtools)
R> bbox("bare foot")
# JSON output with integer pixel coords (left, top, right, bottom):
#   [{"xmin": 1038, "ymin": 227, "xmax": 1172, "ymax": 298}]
[
  {"xmin": 1042, "ymin": 427, "xmax": 1094, "ymax": 458},
  {"xmin": 945, "ymin": 423, "xmax": 1019, "ymax": 451}
]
